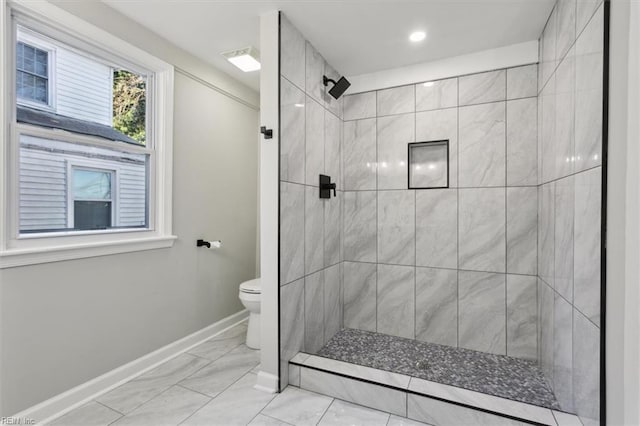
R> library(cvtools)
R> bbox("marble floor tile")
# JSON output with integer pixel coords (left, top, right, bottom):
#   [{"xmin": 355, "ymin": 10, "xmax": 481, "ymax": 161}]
[
  {"xmin": 506, "ymin": 187, "xmax": 537, "ymax": 275},
  {"xmin": 377, "ymin": 113, "xmax": 415, "ymax": 190},
  {"xmin": 573, "ymin": 309, "xmax": 600, "ymax": 426},
  {"xmin": 554, "ymin": 176, "xmax": 574, "ymax": 302},
  {"xmin": 111, "ymin": 385, "xmax": 209, "ymax": 426},
  {"xmin": 182, "ymin": 373, "xmax": 275, "ymax": 426},
  {"xmin": 378, "ymin": 190, "xmax": 415, "ymax": 265},
  {"xmin": 48, "ymin": 401, "xmax": 122, "ymax": 426},
  {"xmin": 281, "ymin": 279, "xmax": 305, "ymax": 387},
  {"xmin": 415, "ymin": 189, "xmax": 457, "ymax": 269},
  {"xmin": 415, "ymin": 267, "xmax": 457, "ymax": 347},
  {"xmin": 343, "ymin": 119, "xmax": 377, "ymax": 190},
  {"xmin": 262, "ymin": 386, "xmax": 332, "ymax": 426},
  {"xmin": 318, "ymin": 400, "xmax": 390, "ymax": 426},
  {"xmin": 506, "ymin": 65, "xmax": 537, "ymax": 100},
  {"xmin": 407, "ymin": 394, "xmax": 523, "ymax": 426},
  {"xmin": 187, "ymin": 323, "xmax": 247, "ymax": 361},
  {"xmin": 323, "ymin": 264, "xmax": 342, "ymax": 342},
  {"xmin": 377, "ymin": 85, "xmax": 415, "ymax": 116},
  {"xmin": 506, "ymin": 98, "xmax": 537, "ymax": 186},
  {"xmin": 343, "ymin": 261, "xmax": 377, "ymax": 332},
  {"xmin": 343, "ymin": 191, "xmax": 377, "ymax": 262},
  {"xmin": 459, "ymin": 102, "xmax": 506, "ymax": 187},
  {"xmin": 343, "ymin": 92, "xmax": 376, "ymax": 121},
  {"xmin": 280, "ymin": 77, "xmax": 306, "ymax": 184},
  {"xmin": 458, "ymin": 271, "xmax": 506, "ymax": 355},
  {"xmin": 458, "ymin": 69, "xmax": 506, "ymax": 106},
  {"xmin": 387, "ymin": 415, "xmax": 431, "ymax": 426},
  {"xmin": 280, "ymin": 182, "xmax": 305, "ymax": 285},
  {"xmin": 555, "ymin": 49, "xmax": 576, "ymax": 180},
  {"xmin": 179, "ymin": 345, "xmax": 260, "ymax": 397},
  {"xmin": 506, "ymin": 275, "xmax": 537, "ymax": 360},
  {"xmin": 248, "ymin": 414, "xmax": 293, "ymax": 426},
  {"xmin": 305, "ymin": 185, "xmax": 325, "ymax": 275},
  {"xmin": 377, "ymin": 264, "xmax": 415, "ymax": 339},
  {"xmin": 553, "ymin": 294, "xmax": 574, "ymax": 413},
  {"xmin": 415, "ymin": 77, "xmax": 457, "ymax": 111},
  {"xmin": 305, "ymin": 42, "xmax": 325, "ymax": 104},
  {"xmin": 458, "ymin": 188, "xmax": 506, "ymax": 273},
  {"xmin": 305, "ymin": 96, "xmax": 325, "ymax": 186},
  {"xmin": 305, "ymin": 270, "xmax": 325, "ymax": 353},
  {"xmin": 415, "ymin": 108, "xmax": 458, "ymax": 187},
  {"xmin": 556, "ymin": 0, "xmax": 577, "ymax": 61},
  {"xmin": 96, "ymin": 353, "xmax": 210, "ymax": 414},
  {"xmin": 279, "ymin": 15, "xmax": 305, "ymax": 90}
]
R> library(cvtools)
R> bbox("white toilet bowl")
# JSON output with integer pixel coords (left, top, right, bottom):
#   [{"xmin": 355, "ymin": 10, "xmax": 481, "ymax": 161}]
[{"xmin": 239, "ymin": 278, "xmax": 261, "ymax": 349}]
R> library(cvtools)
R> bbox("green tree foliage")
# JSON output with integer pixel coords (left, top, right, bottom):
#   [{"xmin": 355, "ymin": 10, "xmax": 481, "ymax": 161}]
[{"xmin": 113, "ymin": 70, "xmax": 146, "ymax": 144}]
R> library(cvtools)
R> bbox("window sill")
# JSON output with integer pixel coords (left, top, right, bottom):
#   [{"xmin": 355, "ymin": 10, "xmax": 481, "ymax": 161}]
[{"xmin": 0, "ymin": 235, "xmax": 177, "ymax": 269}]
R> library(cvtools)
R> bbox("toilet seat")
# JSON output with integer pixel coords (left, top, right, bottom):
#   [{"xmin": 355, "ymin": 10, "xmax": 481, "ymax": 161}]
[{"xmin": 240, "ymin": 278, "xmax": 261, "ymax": 294}]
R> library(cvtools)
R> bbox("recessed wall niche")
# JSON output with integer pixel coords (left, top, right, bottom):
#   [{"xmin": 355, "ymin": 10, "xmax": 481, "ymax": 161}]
[{"xmin": 408, "ymin": 140, "xmax": 449, "ymax": 189}]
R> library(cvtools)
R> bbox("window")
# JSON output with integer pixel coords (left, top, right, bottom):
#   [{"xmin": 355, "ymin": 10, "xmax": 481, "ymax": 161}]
[{"xmin": 0, "ymin": 1, "xmax": 175, "ymax": 268}]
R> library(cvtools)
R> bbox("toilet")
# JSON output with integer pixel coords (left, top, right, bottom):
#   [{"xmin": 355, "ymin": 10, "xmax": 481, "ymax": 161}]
[{"xmin": 239, "ymin": 278, "xmax": 261, "ymax": 349}]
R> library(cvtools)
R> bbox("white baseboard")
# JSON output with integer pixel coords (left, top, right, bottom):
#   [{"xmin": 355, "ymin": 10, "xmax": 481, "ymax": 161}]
[
  {"xmin": 254, "ymin": 370, "xmax": 279, "ymax": 394},
  {"xmin": 16, "ymin": 309, "xmax": 249, "ymax": 425}
]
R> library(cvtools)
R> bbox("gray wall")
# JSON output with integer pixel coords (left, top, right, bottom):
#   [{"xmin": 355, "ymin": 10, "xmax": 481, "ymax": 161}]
[
  {"xmin": 279, "ymin": 14, "xmax": 344, "ymax": 387},
  {"xmin": 0, "ymin": 2, "xmax": 259, "ymax": 416},
  {"xmin": 340, "ymin": 64, "xmax": 539, "ymax": 360},
  {"xmin": 536, "ymin": 0, "xmax": 604, "ymax": 424}
]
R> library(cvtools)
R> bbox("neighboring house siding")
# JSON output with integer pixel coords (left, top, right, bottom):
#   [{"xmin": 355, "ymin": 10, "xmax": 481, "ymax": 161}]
[
  {"xmin": 55, "ymin": 48, "xmax": 113, "ymax": 126},
  {"xmin": 19, "ymin": 136, "xmax": 146, "ymax": 232}
]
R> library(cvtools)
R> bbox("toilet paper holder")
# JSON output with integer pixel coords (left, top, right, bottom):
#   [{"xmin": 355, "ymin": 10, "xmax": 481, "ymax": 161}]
[{"xmin": 197, "ymin": 239, "xmax": 222, "ymax": 249}]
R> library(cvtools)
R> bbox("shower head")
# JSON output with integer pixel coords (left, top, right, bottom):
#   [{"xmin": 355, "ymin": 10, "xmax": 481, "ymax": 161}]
[{"xmin": 323, "ymin": 75, "xmax": 351, "ymax": 100}]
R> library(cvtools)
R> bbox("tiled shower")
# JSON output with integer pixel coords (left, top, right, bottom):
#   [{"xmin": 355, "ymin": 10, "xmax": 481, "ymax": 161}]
[{"xmin": 279, "ymin": 1, "xmax": 604, "ymax": 424}]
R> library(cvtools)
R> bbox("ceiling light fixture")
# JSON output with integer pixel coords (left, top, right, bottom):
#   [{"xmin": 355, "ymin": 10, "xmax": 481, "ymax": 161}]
[
  {"xmin": 221, "ymin": 46, "xmax": 261, "ymax": 72},
  {"xmin": 409, "ymin": 31, "xmax": 426, "ymax": 43}
]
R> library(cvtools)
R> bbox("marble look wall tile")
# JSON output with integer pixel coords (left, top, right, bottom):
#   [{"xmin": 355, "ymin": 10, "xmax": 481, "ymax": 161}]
[
  {"xmin": 415, "ymin": 267, "xmax": 457, "ymax": 346},
  {"xmin": 305, "ymin": 41, "xmax": 324, "ymax": 103},
  {"xmin": 344, "ymin": 92, "xmax": 376, "ymax": 121},
  {"xmin": 324, "ymin": 191, "xmax": 341, "ymax": 267},
  {"xmin": 537, "ymin": 94, "xmax": 544, "ymax": 185},
  {"xmin": 415, "ymin": 189, "xmax": 457, "ymax": 269},
  {"xmin": 415, "ymin": 78, "xmax": 457, "ymax": 111},
  {"xmin": 343, "ymin": 261, "xmax": 377, "ymax": 332},
  {"xmin": 556, "ymin": 0, "xmax": 577, "ymax": 61},
  {"xmin": 343, "ymin": 118, "xmax": 377, "ymax": 190},
  {"xmin": 576, "ymin": 0, "xmax": 603, "ymax": 36},
  {"xmin": 574, "ymin": 167, "xmax": 601, "ymax": 326},
  {"xmin": 459, "ymin": 271, "xmax": 506, "ymax": 355},
  {"xmin": 459, "ymin": 102, "xmax": 506, "ymax": 187},
  {"xmin": 507, "ymin": 65, "xmax": 538, "ymax": 100},
  {"xmin": 574, "ymin": 4, "xmax": 603, "ymax": 173},
  {"xmin": 506, "ymin": 187, "xmax": 537, "ymax": 275},
  {"xmin": 289, "ymin": 364, "xmax": 301, "ymax": 387},
  {"xmin": 506, "ymin": 275, "xmax": 537, "ymax": 360},
  {"xmin": 408, "ymin": 394, "xmax": 524, "ymax": 426},
  {"xmin": 553, "ymin": 293, "xmax": 574, "ymax": 412},
  {"xmin": 324, "ymin": 263, "xmax": 343, "ymax": 342},
  {"xmin": 306, "ymin": 96, "xmax": 325, "ymax": 186},
  {"xmin": 541, "ymin": 74, "xmax": 556, "ymax": 184},
  {"xmin": 538, "ymin": 279, "xmax": 554, "ymax": 384},
  {"xmin": 280, "ymin": 15, "xmax": 305, "ymax": 90},
  {"xmin": 280, "ymin": 77, "xmax": 306, "ymax": 184},
  {"xmin": 378, "ymin": 190, "xmax": 415, "ymax": 265},
  {"xmin": 377, "ymin": 113, "xmax": 415, "ymax": 190},
  {"xmin": 280, "ymin": 278, "xmax": 305, "ymax": 387},
  {"xmin": 323, "ymin": 62, "xmax": 344, "ymax": 118},
  {"xmin": 573, "ymin": 309, "xmax": 600, "ymax": 426},
  {"xmin": 305, "ymin": 186, "xmax": 324, "ymax": 275},
  {"xmin": 553, "ymin": 411, "xmax": 584, "ymax": 426},
  {"xmin": 305, "ymin": 270, "xmax": 325, "ymax": 353},
  {"xmin": 343, "ymin": 191, "xmax": 377, "ymax": 262},
  {"xmin": 506, "ymin": 98, "xmax": 537, "ymax": 186},
  {"xmin": 459, "ymin": 188, "xmax": 506, "ymax": 273},
  {"xmin": 554, "ymin": 176, "xmax": 574, "ymax": 301},
  {"xmin": 377, "ymin": 85, "xmax": 415, "ymax": 116},
  {"xmin": 540, "ymin": 7, "xmax": 558, "ymax": 90},
  {"xmin": 262, "ymin": 387, "xmax": 333, "ymax": 426},
  {"xmin": 280, "ymin": 182, "xmax": 305, "ymax": 285},
  {"xmin": 325, "ymin": 109, "xmax": 342, "ymax": 190},
  {"xmin": 458, "ymin": 70, "xmax": 506, "ymax": 106},
  {"xmin": 377, "ymin": 264, "xmax": 415, "ymax": 339},
  {"xmin": 538, "ymin": 183, "xmax": 555, "ymax": 287},
  {"xmin": 415, "ymin": 108, "xmax": 458, "ymax": 187},
  {"xmin": 555, "ymin": 48, "xmax": 576, "ymax": 180}
]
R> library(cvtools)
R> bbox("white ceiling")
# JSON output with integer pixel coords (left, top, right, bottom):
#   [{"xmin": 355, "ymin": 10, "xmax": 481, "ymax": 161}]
[{"xmin": 102, "ymin": 0, "xmax": 555, "ymax": 92}]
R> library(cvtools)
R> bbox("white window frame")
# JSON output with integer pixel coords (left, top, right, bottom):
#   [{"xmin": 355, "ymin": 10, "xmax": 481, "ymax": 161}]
[
  {"xmin": 0, "ymin": 0, "xmax": 176, "ymax": 268},
  {"xmin": 15, "ymin": 26, "xmax": 56, "ymax": 111},
  {"xmin": 67, "ymin": 163, "xmax": 118, "ymax": 230}
]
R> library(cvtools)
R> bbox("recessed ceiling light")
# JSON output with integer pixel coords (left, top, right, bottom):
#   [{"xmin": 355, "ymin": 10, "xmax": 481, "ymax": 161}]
[
  {"xmin": 221, "ymin": 46, "xmax": 261, "ymax": 72},
  {"xmin": 409, "ymin": 31, "xmax": 426, "ymax": 43}
]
